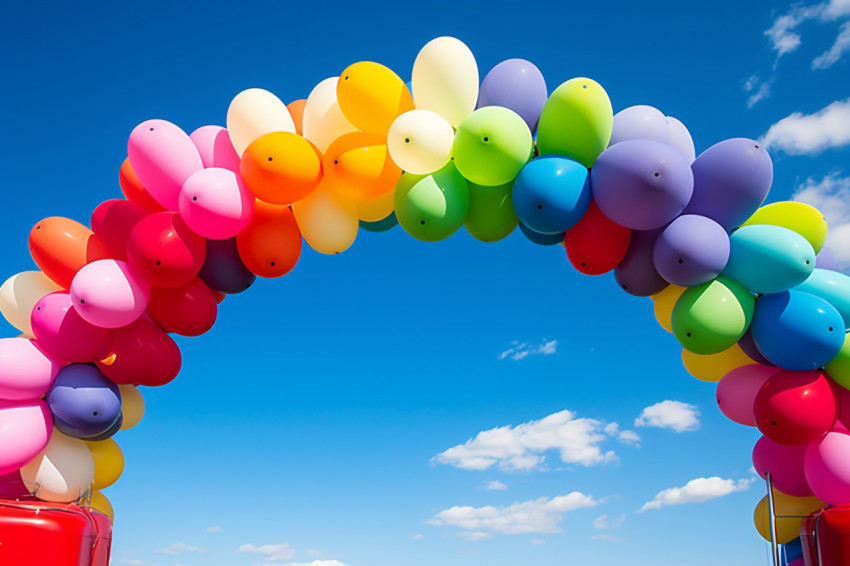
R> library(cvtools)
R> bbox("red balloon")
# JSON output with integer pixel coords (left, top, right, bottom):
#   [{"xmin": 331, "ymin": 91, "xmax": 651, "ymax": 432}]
[
  {"xmin": 125, "ymin": 212, "xmax": 206, "ymax": 288},
  {"xmin": 90, "ymin": 199, "xmax": 150, "ymax": 260},
  {"xmin": 146, "ymin": 277, "xmax": 217, "ymax": 337},
  {"xmin": 236, "ymin": 200, "xmax": 302, "ymax": 278},
  {"xmin": 119, "ymin": 157, "xmax": 165, "ymax": 213},
  {"xmin": 96, "ymin": 319, "xmax": 181, "ymax": 386},
  {"xmin": 754, "ymin": 369, "xmax": 837, "ymax": 445},
  {"xmin": 563, "ymin": 199, "xmax": 631, "ymax": 275}
]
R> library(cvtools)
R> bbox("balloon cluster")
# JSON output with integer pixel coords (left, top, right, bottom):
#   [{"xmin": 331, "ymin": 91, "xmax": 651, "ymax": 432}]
[{"xmin": 0, "ymin": 37, "xmax": 848, "ymax": 541}]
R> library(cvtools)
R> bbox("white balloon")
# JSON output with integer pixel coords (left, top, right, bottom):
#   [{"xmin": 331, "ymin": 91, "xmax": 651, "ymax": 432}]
[
  {"xmin": 0, "ymin": 271, "xmax": 62, "ymax": 337},
  {"xmin": 609, "ymin": 105, "xmax": 670, "ymax": 146},
  {"xmin": 302, "ymin": 77, "xmax": 357, "ymax": 153},
  {"xmin": 667, "ymin": 115, "xmax": 696, "ymax": 164},
  {"xmin": 411, "ymin": 37, "xmax": 479, "ymax": 127},
  {"xmin": 226, "ymin": 88, "xmax": 295, "ymax": 156},
  {"xmin": 21, "ymin": 429, "xmax": 94, "ymax": 503},
  {"xmin": 292, "ymin": 182, "xmax": 359, "ymax": 255},
  {"xmin": 387, "ymin": 110, "xmax": 455, "ymax": 175}
]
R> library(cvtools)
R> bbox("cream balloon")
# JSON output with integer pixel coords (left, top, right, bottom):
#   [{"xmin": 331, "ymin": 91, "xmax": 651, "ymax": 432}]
[
  {"xmin": 20, "ymin": 429, "xmax": 94, "ymax": 503},
  {"xmin": 355, "ymin": 185, "xmax": 395, "ymax": 222},
  {"xmin": 0, "ymin": 271, "xmax": 62, "ymax": 337},
  {"xmin": 302, "ymin": 77, "xmax": 357, "ymax": 153},
  {"xmin": 411, "ymin": 37, "xmax": 479, "ymax": 127},
  {"xmin": 226, "ymin": 88, "xmax": 295, "ymax": 156},
  {"xmin": 118, "ymin": 384, "xmax": 145, "ymax": 430},
  {"xmin": 292, "ymin": 182, "xmax": 359, "ymax": 254},
  {"xmin": 387, "ymin": 110, "xmax": 455, "ymax": 175}
]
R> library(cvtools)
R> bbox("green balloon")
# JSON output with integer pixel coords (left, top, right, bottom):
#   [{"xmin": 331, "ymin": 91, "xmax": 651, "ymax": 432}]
[
  {"xmin": 452, "ymin": 106, "xmax": 533, "ymax": 187},
  {"xmin": 464, "ymin": 182, "xmax": 518, "ymax": 243},
  {"xmin": 536, "ymin": 77, "xmax": 613, "ymax": 168},
  {"xmin": 394, "ymin": 164, "xmax": 469, "ymax": 242},
  {"xmin": 671, "ymin": 276, "xmax": 755, "ymax": 355},
  {"xmin": 826, "ymin": 332, "xmax": 850, "ymax": 390}
]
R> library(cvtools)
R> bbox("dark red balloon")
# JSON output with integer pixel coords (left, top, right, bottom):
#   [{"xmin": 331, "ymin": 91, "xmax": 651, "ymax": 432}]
[
  {"xmin": 95, "ymin": 319, "xmax": 182, "ymax": 386},
  {"xmin": 147, "ymin": 277, "xmax": 218, "ymax": 337},
  {"xmin": 563, "ymin": 199, "xmax": 631, "ymax": 275},
  {"xmin": 90, "ymin": 199, "xmax": 150, "ymax": 260},
  {"xmin": 754, "ymin": 369, "xmax": 837, "ymax": 445},
  {"xmin": 126, "ymin": 212, "xmax": 206, "ymax": 288}
]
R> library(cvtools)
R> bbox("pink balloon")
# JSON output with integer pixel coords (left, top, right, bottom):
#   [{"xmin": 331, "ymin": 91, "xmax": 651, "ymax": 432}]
[
  {"xmin": 752, "ymin": 435, "xmax": 813, "ymax": 496},
  {"xmin": 178, "ymin": 168, "xmax": 255, "ymax": 239},
  {"xmin": 189, "ymin": 126, "xmax": 240, "ymax": 172},
  {"xmin": 716, "ymin": 364, "xmax": 780, "ymax": 426},
  {"xmin": 128, "ymin": 119, "xmax": 204, "ymax": 211},
  {"xmin": 70, "ymin": 260, "xmax": 150, "ymax": 329},
  {"xmin": 0, "ymin": 399, "xmax": 53, "ymax": 475},
  {"xmin": 0, "ymin": 338, "xmax": 61, "ymax": 401},
  {"xmin": 30, "ymin": 292, "xmax": 111, "ymax": 362},
  {"xmin": 805, "ymin": 431, "xmax": 850, "ymax": 506}
]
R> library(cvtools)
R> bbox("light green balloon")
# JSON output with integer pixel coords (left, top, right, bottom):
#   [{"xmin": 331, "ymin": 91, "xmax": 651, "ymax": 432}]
[
  {"xmin": 464, "ymin": 182, "xmax": 518, "ymax": 243},
  {"xmin": 394, "ymin": 164, "xmax": 469, "ymax": 242},
  {"xmin": 826, "ymin": 332, "xmax": 850, "ymax": 390},
  {"xmin": 452, "ymin": 106, "xmax": 532, "ymax": 187},
  {"xmin": 671, "ymin": 275, "xmax": 755, "ymax": 355},
  {"xmin": 536, "ymin": 77, "xmax": 613, "ymax": 168}
]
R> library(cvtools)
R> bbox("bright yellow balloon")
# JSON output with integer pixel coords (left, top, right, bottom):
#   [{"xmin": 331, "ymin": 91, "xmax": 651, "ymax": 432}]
[
  {"xmin": 0, "ymin": 271, "xmax": 63, "ymax": 337},
  {"xmin": 86, "ymin": 438, "xmax": 125, "ymax": 491},
  {"xmin": 302, "ymin": 77, "xmax": 357, "ymax": 153},
  {"xmin": 355, "ymin": 185, "xmax": 395, "ymax": 222},
  {"xmin": 651, "ymin": 285, "xmax": 686, "ymax": 333},
  {"xmin": 89, "ymin": 490, "xmax": 114, "ymax": 523},
  {"xmin": 118, "ymin": 384, "xmax": 145, "ymax": 430},
  {"xmin": 741, "ymin": 201, "xmax": 827, "ymax": 253},
  {"xmin": 387, "ymin": 110, "xmax": 455, "ymax": 174},
  {"xmin": 292, "ymin": 181, "xmax": 359, "ymax": 254},
  {"xmin": 681, "ymin": 343, "xmax": 755, "ymax": 382},
  {"xmin": 754, "ymin": 489, "xmax": 823, "ymax": 544},
  {"xmin": 411, "ymin": 36, "xmax": 479, "ymax": 127},
  {"xmin": 336, "ymin": 62, "xmax": 413, "ymax": 135},
  {"xmin": 226, "ymin": 88, "xmax": 296, "ymax": 155}
]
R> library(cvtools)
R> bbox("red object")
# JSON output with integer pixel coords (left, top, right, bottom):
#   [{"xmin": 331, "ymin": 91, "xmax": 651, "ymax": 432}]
[
  {"xmin": 147, "ymin": 276, "xmax": 218, "ymax": 337},
  {"xmin": 0, "ymin": 499, "xmax": 111, "ymax": 566},
  {"xmin": 801, "ymin": 504, "xmax": 850, "ymax": 566},
  {"xmin": 96, "ymin": 319, "xmax": 182, "ymax": 386},
  {"xmin": 125, "ymin": 212, "xmax": 207, "ymax": 288},
  {"xmin": 754, "ymin": 370, "xmax": 837, "ymax": 446},
  {"xmin": 90, "ymin": 199, "xmax": 150, "ymax": 260},
  {"xmin": 563, "ymin": 199, "xmax": 632, "ymax": 276}
]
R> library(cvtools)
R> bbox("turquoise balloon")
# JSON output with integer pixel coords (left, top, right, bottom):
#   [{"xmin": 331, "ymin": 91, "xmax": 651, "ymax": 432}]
[
  {"xmin": 452, "ymin": 106, "xmax": 533, "ymax": 187},
  {"xmin": 394, "ymin": 164, "xmax": 469, "ymax": 242},
  {"xmin": 464, "ymin": 182, "xmax": 518, "ymax": 243},
  {"xmin": 723, "ymin": 225, "xmax": 815, "ymax": 294},
  {"xmin": 512, "ymin": 155, "xmax": 591, "ymax": 235},
  {"xmin": 519, "ymin": 222, "xmax": 564, "ymax": 246},
  {"xmin": 796, "ymin": 268, "xmax": 850, "ymax": 330},
  {"xmin": 359, "ymin": 213, "xmax": 398, "ymax": 233}
]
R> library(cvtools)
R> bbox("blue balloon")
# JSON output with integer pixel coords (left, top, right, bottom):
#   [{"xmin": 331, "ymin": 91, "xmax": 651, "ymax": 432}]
[
  {"xmin": 781, "ymin": 537, "xmax": 803, "ymax": 565},
  {"xmin": 46, "ymin": 364, "xmax": 122, "ymax": 440},
  {"xmin": 751, "ymin": 290, "xmax": 845, "ymax": 371},
  {"xmin": 512, "ymin": 156, "xmax": 591, "ymax": 235},
  {"xmin": 796, "ymin": 268, "xmax": 850, "ymax": 329},
  {"xmin": 198, "ymin": 237, "xmax": 256, "ymax": 294},
  {"xmin": 723, "ymin": 225, "xmax": 815, "ymax": 294},
  {"xmin": 518, "ymin": 222, "xmax": 564, "ymax": 246},
  {"xmin": 360, "ymin": 212, "xmax": 398, "ymax": 233}
]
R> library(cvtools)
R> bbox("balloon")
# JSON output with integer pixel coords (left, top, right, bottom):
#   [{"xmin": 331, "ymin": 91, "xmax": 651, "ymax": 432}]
[
  {"xmin": 70, "ymin": 260, "xmax": 150, "ymax": 329},
  {"xmin": 291, "ymin": 183, "xmax": 359, "ymax": 255},
  {"xmin": 387, "ymin": 110, "xmax": 454, "ymax": 175},
  {"xmin": 86, "ymin": 438, "xmax": 124, "ymax": 491},
  {"xmin": 240, "ymin": 131, "xmax": 323, "ymax": 204},
  {"xmin": 723, "ymin": 225, "xmax": 815, "ymax": 295},
  {"xmin": 85, "ymin": 413, "xmax": 123, "ymax": 442},
  {"xmin": 753, "ymin": 489, "xmax": 823, "ymax": 544},
  {"xmin": 518, "ymin": 223, "xmax": 564, "ymax": 246},
  {"xmin": 126, "ymin": 212, "xmax": 207, "ymax": 288},
  {"xmin": 0, "ymin": 338, "xmax": 60, "ymax": 401},
  {"xmin": 394, "ymin": 163, "xmax": 470, "ymax": 242},
  {"xmin": 189, "ymin": 125, "xmax": 240, "ymax": 172},
  {"xmin": 179, "ymin": 167, "xmax": 255, "ymax": 239},
  {"xmin": 741, "ymin": 201, "xmax": 827, "ymax": 253},
  {"xmin": 477, "ymin": 58, "xmax": 547, "ymax": 133},
  {"xmin": 360, "ymin": 213, "xmax": 398, "ymax": 233},
  {"xmin": 90, "ymin": 199, "xmax": 150, "ymax": 261},
  {"xmin": 666, "ymin": 116, "xmax": 696, "ymax": 164},
  {"xmin": 652, "ymin": 215, "xmax": 730, "ymax": 287},
  {"xmin": 30, "ymin": 292, "xmax": 111, "ymax": 363},
  {"xmin": 89, "ymin": 490, "xmax": 114, "ymax": 523},
  {"xmin": 614, "ymin": 229, "xmax": 668, "ymax": 296},
  {"xmin": 146, "ymin": 276, "xmax": 217, "ymax": 336},
  {"xmin": 226, "ymin": 88, "xmax": 295, "ymax": 155},
  {"xmin": 96, "ymin": 319, "xmax": 181, "ymax": 387},
  {"xmin": 119, "ymin": 157, "xmax": 165, "ymax": 213},
  {"xmin": 354, "ymin": 183, "xmax": 396, "ymax": 223},
  {"xmin": 651, "ymin": 285, "xmax": 686, "ymax": 333},
  {"xmin": 816, "ymin": 246, "xmax": 841, "ymax": 272},
  {"xmin": 0, "ymin": 271, "xmax": 63, "ymax": 336},
  {"xmin": 591, "ymin": 139, "xmax": 694, "ymax": 231},
  {"xmin": 118, "ymin": 384, "xmax": 144, "ymax": 430},
  {"xmin": 536, "ymin": 77, "xmax": 612, "ymax": 167},
  {"xmin": 28, "ymin": 217, "xmax": 113, "ymax": 289},
  {"xmin": 683, "ymin": 138, "xmax": 773, "ymax": 230},
  {"xmin": 805, "ymin": 431, "xmax": 850, "ymax": 505},
  {"xmin": 197, "ymin": 238, "xmax": 257, "ymax": 293},
  {"xmin": 681, "ymin": 343, "xmax": 757, "ymax": 383},
  {"xmin": 47, "ymin": 364, "xmax": 122, "ymax": 440},
  {"xmin": 825, "ymin": 332, "xmax": 850, "ymax": 390},
  {"xmin": 464, "ymin": 182, "xmax": 518, "ymax": 243},
  {"xmin": 563, "ymin": 200, "xmax": 631, "ymax": 276},
  {"xmin": 411, "ymin": 36, "xmax": 478, "ymax": 127},
  {"xmin": 609, "ymin": 105, "xmax": 670, "ymax": 146},
  {"xmin": 754, "ymin": 369, "xmax": 836, "ymax": 445},
  {"xmin": 716, "ymin": 363, "xmax": 780, "ymax": 425},
  {"xmin": 127, "ymin": 119, "xmax": 204, "ymax": 211},
  {"xmin": 287, "ymin": 99, "xmax": 306, "ymax": 135},
  {"xmin": 0, "ymin": 399, "xmax": 52, "ymax": 475},
  {"xmin": 236, "ymin": 200, "xmax": 302, "ymax": 278},
  {"xmin": 301, "ymin": 77, "xmax": 357, "ymax": 153},
  {"xmin": 453, "ymin": 107, "xmax": 532, "ymax": 187},
  {"xmin": 20, "ymin": 429, "xmax": 94, "ymax": 503},
  {"xmin": 750, "ymin": 290, "xmax": 845, "ymax": 371},
  {"xmin": 753, "ymin": 436, "xmax": 813, "ymax": 497},
  {"xmin": 512, "ymin": 156, "xmax": 591, "ymax": 234},
  {"xmin": 337, "ymin": 61, "xmax": 414, "ymax": 135},
  {"xmin": 796, "ymin": 268, "xmax": 850, "ymax": 329},
  {"xmin": 738, "ymin": 327, "xmax": 775, "ymax": 366},
  {"xmin": 0, "ymin": 470, "xmax": 30, "ymax": 500},
  {"xmin": 323, "ymin": 131, "xmax": 401, "ymax": 201},
  {"xmin": 672, "ymin": 276, "xmax": 755, "ymax": 354}
]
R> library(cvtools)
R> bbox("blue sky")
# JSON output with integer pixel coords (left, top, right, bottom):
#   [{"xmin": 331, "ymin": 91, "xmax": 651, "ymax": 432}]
[{"xmin": 1, "ymin": 2, "xmax": 849, "ymax": 566}]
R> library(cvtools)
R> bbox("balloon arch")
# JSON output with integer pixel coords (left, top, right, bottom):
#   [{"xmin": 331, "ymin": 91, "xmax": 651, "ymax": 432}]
[{"xmin": 1, "ymin": 35, "xmax": 849, "ymax": 564}]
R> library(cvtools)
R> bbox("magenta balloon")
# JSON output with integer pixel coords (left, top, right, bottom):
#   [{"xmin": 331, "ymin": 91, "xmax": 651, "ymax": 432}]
[
  {"xmin": 189, "ymin": 126, "xmax": 241, "ymax": 172},
  {"xmin": 0, "ymin": 470, "xmax": 29, "ymax": 499},
  {"xmin": 653, "ymin": 214, "xmax": 730, "ymax": 287},
  {"xmin": 804, "ymin": 432, "xmax": 850, "ymax": 506},
  {"xmin": 0, "ymin": 338, "xmax": 61, "ymax": 401},
  {"xmin": 178, "ymin": 167, "xmax": 255, "ymax": 239},
  {"xmin": 716, "ymin": 363, "xmax": 780, "ymax": 426},
  {"xmin": 477, "ymin": 59, "xmax": 548, "ymax": 134},
  {"xmin": 70, "ymin": 260, "xmax": 150, "ymax": 329},
  {"xmin": 31, "ymin": 292, "xmax": 111, "ymax": 363},
  {"xmin": 614, "ymin": 228, "xmax": 668, "ymax": 296},
  {"xmin": 752, "ymin": 435, "xmax": 813, "ymax": 497},
  {"xmin": 0, "ymin": 399, "xmax": 53, "ymax": 476}
]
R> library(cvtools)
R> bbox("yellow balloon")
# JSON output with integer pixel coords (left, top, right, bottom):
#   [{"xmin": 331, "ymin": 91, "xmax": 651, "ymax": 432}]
[
  {"xmin": 387, "ymin": 110, "xmax": 455, "ymax": 175},
  {"xmin": 86, "ymin": 438, "xmax": 125, "ymax": 491},
  {"xmin": 292, "ymin": 181, "xmax": 359, "ymax": 254},
  {"xmin": 754, "ymin": 488, "xmax": 824, "ymax": 544},
  {"xmin": 741, "ymin": 201, "xmax": 828, "ymax": 253},
  {"xmin": 651, "ymin": 285, "xmax": 686, "ymax": 333},
  {"xmin": 89, "ymin": 490, "xmax": 114, "ymax": 523},
  {"xmin": 302, "ymin": 77, "xmax": 357, "ymax": 153},
  {"xmin": 118, "ymin": 384, "xmax": 145, "ymax": 430},
  {"xmin": 20, "ymin": 429, "xmax": 94, "ymax": 503},
  {"xmin": 336, "ymin": 62, "xmax": 413, "ymax": 135},
  {"xmin": 681, "ymin": 343, "xmax": 755, "ymax": 382},
  {"xmin": 355, "ymin": 185, "xmax": 395, "ymax": 222},
  {"xmin": 0, "ymin": 271, "xmax": 63, "ymax": 337},
  {"xmin": 226, "ymin": 88, "xmax": 296, "ymax": 155},
  {"xmin": 411, "ymin": 36, "xmax": 479, "ymax": 127}
]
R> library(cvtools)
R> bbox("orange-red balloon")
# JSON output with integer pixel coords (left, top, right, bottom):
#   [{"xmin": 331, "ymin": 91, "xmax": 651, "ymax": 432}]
[
  {"xmin": 287, "ymin": 99, "xmax": 307, "ymax": 136},
  {"xmin": 323, "ymin": 131, "xmax": 401, "ymax": 201},
  {"xmin": 236, "ymin": 200, "xmax": 302, "ymax": 278},
  {"xmin": 240, "ymin": 132, "xmax": 323, "ymax": 205},
  {"xmin": 146, "ymin": 276, "xmax": 218, "ymax": 337},
  {"xmin": 28, "ymin": 217, "xmax": 114, "ymax": 289},
  {"xmin": 119, "ymin": 158, "xmax": 165, "ymax": 213}
]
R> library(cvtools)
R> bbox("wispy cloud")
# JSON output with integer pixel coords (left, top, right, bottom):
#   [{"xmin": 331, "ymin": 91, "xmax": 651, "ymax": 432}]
[
  {"xmin": 759, "ymin": 98, "xmax": 850, "ymax": 154},
  {"xmin": 482, "ymin": 480, "xmax": 508, "ymax": 491},
  {"xmin": 412, "ymin": 534, "xmax": 424, "ymax": 540},
  {"xmin": 530, "ymin": 539, "xmax": 546, "ymax": 545},
  {"xmin": 591, "ymin": 534, "xmax": 624, "ymax": 542},
  {"xmin": 592, "ymin": 513, "xmax": 626, "ymax": 529},
  {"xmin": 813, "ymin": 20, "xmax": 850, "ymax": 68},
  {"xmin": 278, "ymin": 562, "xmax": 352, "ymax": 566},
  {"xmin": 793, "ymin": 172, "xmax": 850, "ymax": 270},
  {"xmin": 638, "ymin": 477, "xmax": 755, "ymax": 512},
  {"xmin": 239, "ymin": 543, "xmax": 295, "ymax": 562},
  {"xmin": 156, "ymin": 542, "xmax": 206, "ymax": 555},
  {"xmin": 603, "ymin": 422, "xmax": 641, "ymax": 447},
  {"xmin": 634, "ymin": 401, "xmax": 700, "ymax": 433},
  {"xmin": 498, "ymin": 339, "xmax": 558, "ymax": 361},
  {"xmin": 205, "ymin": 526, "xmax": 221, "ymax": 533}
]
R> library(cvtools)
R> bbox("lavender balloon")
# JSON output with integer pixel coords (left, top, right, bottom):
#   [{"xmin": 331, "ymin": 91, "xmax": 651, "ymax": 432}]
[
  {"xmin": 478, "ymin": 59, "xmax": 547, "ymax": 134},
  {"xmin": 609, "ymin": 105, "xmax": 670, "ymax": 147},
  {"xmin": 653, "ymin": 215, "xmax": 730, "ymax": 287},
  {"xmin": 666, "ymin": 116, "xmax": 696, "ymax": 164},
  {"xmin": 591, "ymin": 139, "xmax": 693, "ymax": 231},
  {"xmin": 614, "ymin": 228, "xmax": 668, "ymax": 296},
  {"xmin": 198, "ymin": 237, "xmax": 256, "ymax": 294},
  {"xmin": 738, "ymin": 328, "xmax": 775, "ymax": 366},
  {"xmin": 816, "ymin": 247, "xmax": 841, "ymax": 272},
  {"xmin": 46, "ymin": 364, "xmax": 122, "ymax": 440}
]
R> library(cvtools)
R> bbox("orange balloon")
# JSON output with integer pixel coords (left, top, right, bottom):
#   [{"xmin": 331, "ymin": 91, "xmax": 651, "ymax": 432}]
[
  {"xmin": 287, "ymin": 99, "xmax": 307, "ymax": 136},
  {"xmin": 337, "ymin": 61, "xmax": 414, "ymax": 135},
  {"xmin": 28, "ymin": 217, "xmax": 114, "ymax": 289},
  {"xmin": 236, "ymin": 200, "xmax": 302, "ymax": 278},
  {"xmin": 119, "ymin": 158, "xmax": 165, "ymax": 213},
  {"xmin": 240, "ymin": 132, "xmax": 323, "ymax": 205},
  {"xmin": 323, "ymin": 131, "xmax": 402, "ymax": 202}
]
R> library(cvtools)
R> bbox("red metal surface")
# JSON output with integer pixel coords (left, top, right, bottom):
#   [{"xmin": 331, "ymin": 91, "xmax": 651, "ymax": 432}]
[{"xmin": 801, "ymin": 505, "xmax": 850, "ymax": 566}]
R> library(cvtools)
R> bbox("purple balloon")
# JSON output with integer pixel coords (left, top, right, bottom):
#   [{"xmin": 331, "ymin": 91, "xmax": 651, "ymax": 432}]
[
  {"xmin": 609, "ymin": 105, "xmax": 670, "ymax": 147},
  {"xmin": 198, "ymin": 237, "xmax": 256, "ymax": 294},
  {"xmin": 46, "ymin": 364, "xmax": 122, "ymax": 440},
  {"xmin": 816, "ymin": 246, "xmax": 842, "ymax": 272},
  {"xmin": 738, "ymin": 328, "xmax": 775, "ymax": 366},
  {"xmin": 684, "ymin": 138, "xmax": 773, "ymax": 230},
  {"xmin": 614, "ymin": 228, "xmax": 669, "ymax": 296},
  {"xmin": 591, "ymin": 139, "xmax": 694, "ymax": 230},
  {"xmin": 653, "ymin": 214, "xmax": 730, "ymax": 286},
  {"xmin": 477, "ymin": 59, "xmax": 548, "ymax": 134}
]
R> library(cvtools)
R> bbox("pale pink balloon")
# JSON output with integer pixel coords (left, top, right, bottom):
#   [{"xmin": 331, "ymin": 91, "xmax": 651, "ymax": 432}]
[
  {"xmin": 752, "ymin": 435, "xmax": 813, "ymax": 496},
  {"xmin": 178, "ymin": 167, "xmax": 255, "ymax": 239},
  {"xmin": 189, "ymin": 126, "xmax": 241, "ymax": 172},
  {"xmin": 0, "ymin": 399, "xmax": 53, "ymax": 475},
  {"xmin": 70, "ymin": 260, "xmax": 150, "ymax": 329},
  {"xmin": 804, "ymin": 431, "xmax": 850, "ymax": 506},
  {"xmin": 0, "ymin": 338, "xmax": 61, "ymax": 401},
  {"xmin": 30, "ymin": 292, "xmax": 111, "ymax": 362},
  {"xmin": 128, "ymin": 119, "xmax": 204, "ymax": 211},
  {"xmin": 716, "ymin": 364, "xmax": 781, "ymax": 426}
]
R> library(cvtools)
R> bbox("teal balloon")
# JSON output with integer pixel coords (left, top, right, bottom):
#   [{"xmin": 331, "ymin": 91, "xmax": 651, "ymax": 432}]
[
  {"xmin": 464, "ymin": 182, "xmax": 518, "ymax": 243},
  {"xmin": 452, "ymin": 106, "xmax": 533, "ymax": 187},
  {"xmin": 394, "ymin": 163, "xmax": 469, "ymax": 242},
  {"xmin": 518, "ymin": 222, "xmax": 564, "ymax": 246},
  {"xmin": 359, "ymin": 213, "xmax": 398, "ymax": 233},
  {"xmin": 796, "ymin": 268, "xmax": 850, "ymax": 330},
  {"xmin": 512, "ymin": 155, "xmax": 591, "ymax": 234},
  {"xmin": 672, "ymin": 275, "xmax": 755, "ymax": 354},
  {"xmin": 723, "ymin": 225, "xmax": 815, "ymax": 294}
]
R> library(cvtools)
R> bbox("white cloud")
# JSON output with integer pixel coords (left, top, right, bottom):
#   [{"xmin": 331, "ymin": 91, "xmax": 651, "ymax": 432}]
[
  {"xmin": 760, "ymin": 98, "xmax": 850, "ymax": 154},
  {"xmin": 278, "ymin": 562, "xmax": 352, "ymax": 566},
  {"xmin": 458, "ymin": 531, "xmax": 492, "ymax": 541},
  {"xmin": 794, "ymin": 173, "xmax": 850, "ymax": 270},
  {"xmin": 205, "ymin": 526, "xmax": 221, "ymax": 533},
  {"xmin": 432, "ymin": 410, "xmax": 619, "ymax": 472},
  {"xmin": 634, "ymin": 401, "xmax": 700, "ymax": 433},
  {"xmin": 530, "ymin": 539, "xmax": 546, "ymax": 545},
  {"xmin": 483, "ymin": 480, "xmax": 508, "ymax": 491},
  {"xmin": 592, "ymin": 513, "xmax": 625, "ymax": 529},
  {"xmin": 427, "ymin": 492, "xmax": 600, "ymax": 536},
  {"xmin": 746, "ymin": 78, "xmax": 773, "ymax": 108},
  {"xmin": 306, "ymin": 549, "xmax": 322, "ymax": 556},
  {"xmin": 239, "ymin": 543, "xmax": 295, "ymax": 561},
  {"xmin": 814, "ymin": 21, "xmax": 850, "ymax": 68},
  {"xmin": 766, "ymin": 1, "xmax": 850, "ymax": 57},
  {"xmin": 591, "ymin": 534, "xmax": 624, "ymax": 542},
  {"xmin": 498, "ymin": 339, "xmax": 558, "ymax": 361},
  {"xmin": 412, "ymin": 534, "xmax": 424, "ymax": 540},
  {"xmin": 638, "ymin": 477, "xmax": 755, "ymax": 512},
  {"xmin": 156, "ymin": 543, "xmax": 206, "ymax": 555},
  {"xmin": 603, "ymin": 422, "xmax": 641, "ymax": 447}
]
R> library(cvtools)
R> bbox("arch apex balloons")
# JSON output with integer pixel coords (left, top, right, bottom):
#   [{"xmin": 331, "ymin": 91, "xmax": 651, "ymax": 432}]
[
  {"xmin": 337, "ymin": 61, "xmax": 413, "ymax": 135},
  {"xmin": 411, "ymin": 36, "xmax": 479, "ymax": 128},
  {"xmin": 453, "ymin": 106, "xmax": 533, "ymax": 187}
]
